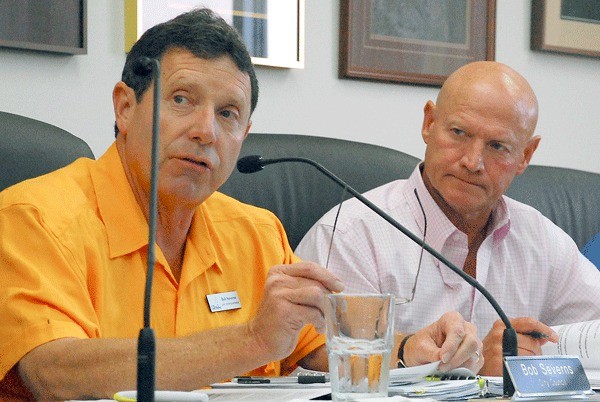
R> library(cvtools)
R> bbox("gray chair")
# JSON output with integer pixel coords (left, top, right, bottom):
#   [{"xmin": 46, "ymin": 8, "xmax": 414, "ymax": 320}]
[
  {"xmin": 0, "ymin": 111, "xmax": 95, "ymax": 192},
  {"xmin": 505, "ymin": 165, "xmax": 600, "ymax": 250},
  {"xmin": 219, "ymin": 133, "xmax": 420, "ymax": 249},
  {"xmin": 220, "ymin": 133, "xmax": 600, "ymax": 251}
]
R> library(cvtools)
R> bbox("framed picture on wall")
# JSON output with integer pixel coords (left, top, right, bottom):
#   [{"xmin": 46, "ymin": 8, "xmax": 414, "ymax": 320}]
[
  {"xmin": 339, "ymin": 0, "xmax": 496, "ymax": 86},
  {"xmin": 0, "ymin": 0, "xmax": 87, "ymax": 55},
  {"xmin": 531, "ymin": 0, "xmax": 600, "ymax": 58},
  {"xmin": 125, "ymin": 0, "xmax": 305, "ymax": 68}
]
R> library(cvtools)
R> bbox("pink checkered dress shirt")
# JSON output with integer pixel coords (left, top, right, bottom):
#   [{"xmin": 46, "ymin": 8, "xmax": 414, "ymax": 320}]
[{"xmin": 296, "ymin": 166, "xmax": 600, "ymax": 339}]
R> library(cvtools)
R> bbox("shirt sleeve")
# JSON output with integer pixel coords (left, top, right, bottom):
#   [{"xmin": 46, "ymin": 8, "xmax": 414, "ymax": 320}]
[
  {"xmin": 272, "ymin": 219, "xmax": 326, "ymax": 374},
  {"xmin": 280, "ymin": 326, "xmax": 325, "ymax": 375},
  {"xmin": 542, "ymin": 223, "xmax": 600, "ymax": 325},
  {"xmin": 0, "ymin": 203, "xmax": 93, "ymax": 380}
]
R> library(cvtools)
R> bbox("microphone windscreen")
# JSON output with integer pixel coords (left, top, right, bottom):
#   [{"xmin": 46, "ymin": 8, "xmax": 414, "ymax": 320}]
[
  {"xmin": 237, "ymin": 155, "xmax": 264, "ymax": 174},
  {"xmin": 132, "ymin": 57, "xmax": 154, "ymax": 76}
]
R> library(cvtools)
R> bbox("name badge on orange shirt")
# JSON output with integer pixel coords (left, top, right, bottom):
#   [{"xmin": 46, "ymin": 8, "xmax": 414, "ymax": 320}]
[{"xmin": 206, "ymin": 291, "xmax": 242, "ymax": 313}]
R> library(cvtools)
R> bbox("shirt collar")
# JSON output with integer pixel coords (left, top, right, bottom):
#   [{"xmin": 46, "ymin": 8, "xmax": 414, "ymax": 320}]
[
  {"xmin": 403, "ymin": 164, "xmax": 458, "ymax": 253},
  {"xmin": 90, "ymin": 143, "xmax": 219, "ymax": 274},
  {"xmin": 184, "ymin": 203, "xmax": 220, "ymax": 275},
  {"xmin": 401, "ymin": 165, "xmax": 512, "ymax": 292},
  {"xmin": 91, "ymin": 143, "xmax": 149, "ymax": 258},
  {"xmin": 403, "ymin": 164, "xmax": 512, "ymax": 247},
  {"xmin": 491, "ymin": 196, "xmax": 511, "ymax": 242}
]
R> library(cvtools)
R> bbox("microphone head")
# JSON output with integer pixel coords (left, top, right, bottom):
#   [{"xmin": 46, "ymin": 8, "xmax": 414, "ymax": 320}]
[
  {"xmin": 132, "ymin": 57, "xmax": 154, "ymax": 76},
  {"xmin": 237, "ymin": 155, "xmax": 264, "ymax": 174}
]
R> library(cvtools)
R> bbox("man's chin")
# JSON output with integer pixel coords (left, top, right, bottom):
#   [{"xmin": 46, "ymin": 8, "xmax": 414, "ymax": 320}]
[
  {"xmin": 161, "ymin": 182, "xmax": 214, "ymax": 207},
  {"xmin": 442, "ymin": 193, "xmax": 491, "ymax": 216}
]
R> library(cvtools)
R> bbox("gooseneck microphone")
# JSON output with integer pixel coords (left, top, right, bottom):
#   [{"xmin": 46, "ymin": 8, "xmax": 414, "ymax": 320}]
[
  {"xmin": 132, "ymin": 56, "xmax": 161, "ymax": 402},
  {"xmin": 237, "ymin": 155, "xmax": 518, "ymax": 396}
]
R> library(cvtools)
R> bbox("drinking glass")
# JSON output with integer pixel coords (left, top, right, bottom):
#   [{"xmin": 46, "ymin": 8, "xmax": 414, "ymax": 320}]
[{"xmin": 325, "ymin": 293, "xmax": 395, "ymax": 401}]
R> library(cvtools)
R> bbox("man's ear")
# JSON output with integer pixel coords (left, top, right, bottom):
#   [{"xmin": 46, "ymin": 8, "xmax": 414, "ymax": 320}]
[
  {"xmin": 113, "ymin": 81, "xmax": 136, "ymax": 136},
  {"xmin": 516, "ymin": 135, "xmax": 541, "ymax": 175},
  {"xmin": 421, "ymin": 100, "xmax": 436, "ymax": 144}
]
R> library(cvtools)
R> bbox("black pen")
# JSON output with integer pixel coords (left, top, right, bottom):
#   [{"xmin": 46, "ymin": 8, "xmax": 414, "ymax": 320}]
[
  {"xmin": 234, "ymin": 377, "xmax": 273, "ymax": 384},
  {"xmin": 233, "ymin": 373, "xmax": 329, "ymax": 384},
  {"xmin": 521, "ymin": 330, "xmax": 549, "ymax": 339}
]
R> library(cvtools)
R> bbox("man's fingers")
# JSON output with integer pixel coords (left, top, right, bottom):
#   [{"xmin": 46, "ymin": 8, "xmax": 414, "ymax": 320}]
[
  {"xmin": 437, "ymin": 316, "xmax": 473, "ymax": 362},
  {"xmin": 281, "ymin": 286, "xmax": 330, "ymax": 313},
  {"xmin": 480, "ymin": 317, "xmax": 553, "ymax": 376},
  {"xmin": 254, "ymin": 262, "xmax": 342, "ymax": 345},
  {"xmin": 246, "ymin": 262, "xmax": 345, "ymax": 363},
  {"xmin": 439, "ymin": 334, "xmax": 481, "ymax": 371},
  {"xmin": 272, "ymin": 262, "xmax": 344, "ymax": 293},
  {"xmin": 516, "ymin": 333, "xmax": 543, "ymax": 356},
  {"xmin": 496, "ymin": 317, "xmax": 558, "ymax": 343},
  {"xmin": 438, "ymin": 320, "xmax": 482, "ymax": 372}
]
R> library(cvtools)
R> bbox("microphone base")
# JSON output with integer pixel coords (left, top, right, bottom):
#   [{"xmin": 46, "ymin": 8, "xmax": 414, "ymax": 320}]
[
  {"xmin": 502, "ymin": 328, "xmax": 518, "ymax": 397},
  {"xmin": 137, "ymin": 327, "xmax": 156, "ymax": 402}
]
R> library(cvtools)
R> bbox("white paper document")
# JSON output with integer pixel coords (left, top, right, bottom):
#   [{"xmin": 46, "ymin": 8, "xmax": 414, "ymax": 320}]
[{"xmin": 542, "ymin": 319, "xmax": 600, "ymax": 388}]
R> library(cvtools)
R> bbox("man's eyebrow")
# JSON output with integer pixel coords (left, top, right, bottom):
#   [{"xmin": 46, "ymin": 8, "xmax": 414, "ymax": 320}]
[
  {"xmin": 225, "ymin": 93, "xmax": 247, "ymax": 108},
  {"xmin": 223, "ymin": 84, "xmax": 251, "ymax": 111},
  {"xmin": 170, "ymin": 77, "xmax": 199, "ymax": 91}
]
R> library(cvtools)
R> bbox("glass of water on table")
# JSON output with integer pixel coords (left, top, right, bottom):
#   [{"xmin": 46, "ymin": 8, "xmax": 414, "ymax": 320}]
[{"xmin": 325, "ymin": 293, "xmax": 395, "ymax": 401}]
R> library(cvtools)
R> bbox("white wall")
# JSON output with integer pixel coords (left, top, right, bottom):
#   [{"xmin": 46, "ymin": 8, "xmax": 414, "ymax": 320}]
[{"xmin": 1, "ymin": 1, "xmax": 599, "ymax": 173}]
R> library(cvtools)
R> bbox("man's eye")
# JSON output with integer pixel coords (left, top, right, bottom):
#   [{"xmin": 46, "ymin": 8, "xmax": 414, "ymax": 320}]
[
  {"xmin": 173, "ymin": 95, "xmax": 188, "ymax": 104},
  {"xmin": 452, "ymin": 128, "xmax": 465, "ymax": 136},
  {"xmin": 220, "ymin": 109, "xmax": 239, "ymax": 119},
  {"xmin": 490, "ymin": 142, "xmax": 506, "ymax": 152}
]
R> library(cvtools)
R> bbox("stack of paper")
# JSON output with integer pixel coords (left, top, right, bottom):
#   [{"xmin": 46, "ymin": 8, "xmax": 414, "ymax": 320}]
[
  {"xmin": 586, "ymin": 370, "xmax": 600, "ymax": 389},
  {"xmin": 389, "ymin": 379, "xmax": 483, "ymax": 400},
  {"xmin": 484, "ymin": 376, "xmax": 504, "ymax": 396},
  {"xmin": 388, "ymin": 361, "xmax": 485, "ymax": 400},
  {"xmin": 389, "ymin": 361, "xmax": 476, "ymax": 385}
]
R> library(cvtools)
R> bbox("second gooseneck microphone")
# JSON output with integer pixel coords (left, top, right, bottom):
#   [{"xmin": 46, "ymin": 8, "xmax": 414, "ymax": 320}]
[
  {"xmin": 132, "ymin": 56, "xmax": 161, "ymax": 402},
  {"xmin": 237, "ymin": 154, "xmax": 518, "ymax": 396}
]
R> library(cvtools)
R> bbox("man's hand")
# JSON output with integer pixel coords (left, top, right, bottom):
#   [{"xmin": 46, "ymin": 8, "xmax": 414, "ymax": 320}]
[
  {"xmin": 402, "ymin": 311, "xmax": 483, "ymax": 373},
  {"xmin": 247, "ymin": 262, "xmax": 344, "ymax": 362},
  {"xmin": 479, "ymin": 317, "xmax": 558, "ymax": 376}
]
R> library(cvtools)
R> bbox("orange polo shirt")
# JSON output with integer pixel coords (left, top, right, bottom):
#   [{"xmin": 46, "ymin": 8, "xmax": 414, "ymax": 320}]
[{"xmin": 0, "ymin": 143, "xmax": 324, "ymax": 399}]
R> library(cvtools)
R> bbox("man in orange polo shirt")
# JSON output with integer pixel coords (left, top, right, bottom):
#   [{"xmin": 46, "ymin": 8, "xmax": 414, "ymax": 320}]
[{"xmin": 0, "ymin": 8, "xmax": 482, "ymax": 400}]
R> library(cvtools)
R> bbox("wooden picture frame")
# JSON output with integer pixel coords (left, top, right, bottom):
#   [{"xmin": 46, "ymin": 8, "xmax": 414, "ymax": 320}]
[
  {"xmin": 339, "ymin": 0, "xmax": 496, "ymax": 86},
  {"xmin": 531, "ymin": 0, "xmax": 600, "ymax": 58},
  {"xmin": 124, "ymin": 0, "xmax": 305, "ymax": 69},
  {"xmin": 0, "ymin": 0, "xmax": 87, "ymax": 55}
]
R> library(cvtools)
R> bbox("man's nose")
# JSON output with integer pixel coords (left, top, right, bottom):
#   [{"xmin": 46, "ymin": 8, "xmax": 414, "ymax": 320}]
[
  {"xmin": 462, "ymin": 141, "xmax": 484, "ymax": 172},
  {"xmin": 188, "ymin": 108, "xmax": 217, "ymax": 144}
]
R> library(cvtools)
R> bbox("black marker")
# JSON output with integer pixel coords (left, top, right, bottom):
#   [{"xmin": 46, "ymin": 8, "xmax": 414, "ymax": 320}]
[{"xmin": 522, "ymin": 331, "xmax": 549, "ymax": 339}]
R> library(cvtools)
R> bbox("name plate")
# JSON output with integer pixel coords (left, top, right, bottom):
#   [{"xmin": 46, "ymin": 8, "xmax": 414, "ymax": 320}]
[{"xmin": 504, "ymin": 355, "xmax": 593, "ymax": 400}]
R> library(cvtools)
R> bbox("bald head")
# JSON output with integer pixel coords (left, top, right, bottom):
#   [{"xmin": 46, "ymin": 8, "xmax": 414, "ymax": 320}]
[
  {"xmin": 437, "ymin": 61, "xmax": 539, "ymax": 138},
  {"xmin": 420, "ymin": 61, "xmax": 542, "ymax": 230}
]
